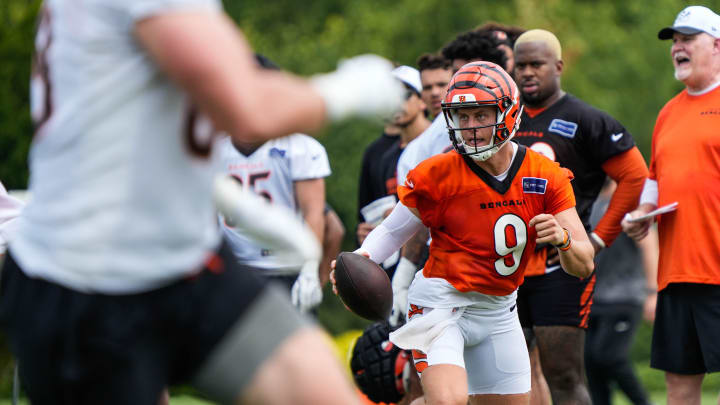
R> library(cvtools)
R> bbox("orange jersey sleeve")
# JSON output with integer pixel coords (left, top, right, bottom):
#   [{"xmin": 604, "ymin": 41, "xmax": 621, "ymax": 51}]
[
  {"xmin": 594, "ymin": 147, "xmax": 648, "ymax": 246},
  {"xmin": 398, "ymin": 147, "xmax": 575, "ymax": 296},
  {"xmin": 397, "ymin": 162, "xmax": 443, "ymax": 229}
]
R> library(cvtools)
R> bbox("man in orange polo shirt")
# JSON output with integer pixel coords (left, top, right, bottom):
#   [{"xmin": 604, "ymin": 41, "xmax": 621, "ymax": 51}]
[{"xmin": 623, "ymin": 6, "xmax": 720, "ymax": 405}]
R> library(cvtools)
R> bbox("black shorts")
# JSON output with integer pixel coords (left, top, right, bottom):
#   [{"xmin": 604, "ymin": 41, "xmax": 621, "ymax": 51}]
[
  {"xmin": 517, "ymin": 269, "xmax": 596, "ymax": 329},
  {"xmin": 651, "ymin": 283, "xmax": 720, "ymax": 374},
  {"xmin": 0, "ymin": 242, "xmax": 308, "ymax": 405}
]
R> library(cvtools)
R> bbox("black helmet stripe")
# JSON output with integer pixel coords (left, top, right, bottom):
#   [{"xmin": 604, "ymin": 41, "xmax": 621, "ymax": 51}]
[
  {"xmin": 452, "ymin": 72, "xmax": 506, "ymax": 99},
  {"xmin": 447, "ymin": 80, "xmax": 497, "ymax": 99},
  {"xmin": 461, "ymin": 63, "xmax": 512, "ymax": 97}
]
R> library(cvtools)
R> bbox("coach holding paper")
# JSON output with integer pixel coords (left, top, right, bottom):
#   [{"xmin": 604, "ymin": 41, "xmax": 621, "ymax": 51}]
[{"xmin": 623, "ymin": 6, "xmax": 720, "ymax": 405}]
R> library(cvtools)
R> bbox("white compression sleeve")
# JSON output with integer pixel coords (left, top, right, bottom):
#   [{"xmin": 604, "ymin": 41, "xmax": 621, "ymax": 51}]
[
  {"xmin": 358, "ymin": 202, "xmax": 425, "ymax": 264},
  {"xmin": 639, "ymin": 178, "xmax": 659, "ymax": 206},
  {"xmin": 213, "ymin": 176, "xmax": 321, "ymax": 264}
]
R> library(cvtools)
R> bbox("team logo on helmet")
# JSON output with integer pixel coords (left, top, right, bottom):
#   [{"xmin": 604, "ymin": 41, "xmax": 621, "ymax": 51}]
[{"xmin": 441, "ymin": 61, "xmax": 524, "ymax": 162}]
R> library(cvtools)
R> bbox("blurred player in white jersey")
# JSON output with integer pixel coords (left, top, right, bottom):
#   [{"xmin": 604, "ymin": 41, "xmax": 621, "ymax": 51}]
[
  {"xmin": 218, "ymin": 131, "xmax": 331, "ymax": 286},
  {"xmin": 217, "ymin": 55, "xmax": 332, "ymax": 312},
  {"xmin": 0, "ymin": 1, "xmax": 403, "ymax": 404}
]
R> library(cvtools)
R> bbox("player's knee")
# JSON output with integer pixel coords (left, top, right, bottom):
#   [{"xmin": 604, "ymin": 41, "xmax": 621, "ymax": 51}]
[
  {"xmin": 422, "ymin": 366, "xmax": 468, "ymax": 405},
  {"xmin": 665, "ymin": 372, "xmax": 703, "ymax": 398},
  {"xmin": 544, "ymin": 366, "xmax": 582, "ymax": 391},
  {"xmin": 427, "ymin": 390, "xmax": 467, "ymax": 405},
  {"xmin": 242, "ymin": 327, "xmax": 359, "ymax": 405}
]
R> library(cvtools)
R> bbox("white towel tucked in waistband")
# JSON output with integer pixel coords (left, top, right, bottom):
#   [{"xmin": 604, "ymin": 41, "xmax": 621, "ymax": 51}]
[{"xmin": 389, "ymin": 307, "xmax": 465, "ymax": 353}]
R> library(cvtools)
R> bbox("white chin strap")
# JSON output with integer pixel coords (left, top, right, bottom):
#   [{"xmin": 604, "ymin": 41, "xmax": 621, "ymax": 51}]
[
  {"xmin": 469, "ymin": 143, "xmax": 501, "ymax": 161},
  {"xmin": 456, "ymin": 130, "xmax": 505, "ymax": 162}
]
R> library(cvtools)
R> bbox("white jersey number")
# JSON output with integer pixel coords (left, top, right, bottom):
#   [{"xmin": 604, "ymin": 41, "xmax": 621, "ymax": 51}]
[{"xmin": 493, "ymin": 213, "xmax": 528, "ymax": 276}]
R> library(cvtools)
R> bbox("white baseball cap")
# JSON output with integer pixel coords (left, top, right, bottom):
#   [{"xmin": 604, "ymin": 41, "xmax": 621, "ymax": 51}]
[
  {"xmin": 391, "ymin": 65, "xmax": 422, "ymax": 95},
  {"xmin": 658, "ymin": 6, "xmax": 720, "ymax": 40}
]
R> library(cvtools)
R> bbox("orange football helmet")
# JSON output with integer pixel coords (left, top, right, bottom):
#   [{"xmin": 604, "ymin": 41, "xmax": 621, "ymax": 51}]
[{"xmin": 441, "ymin": 61, "xmax": 523, "ymax": 161}]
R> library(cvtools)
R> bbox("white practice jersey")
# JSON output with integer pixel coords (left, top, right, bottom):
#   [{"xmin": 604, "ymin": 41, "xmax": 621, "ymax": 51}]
[
  {"xmin": 11, "ymin": 0, "xmax": 224, "ymax": 294},
  {"xmin": 217, "ymin": 135, "xmax": 330, "ymax": 273},
  {"xmin": 396, "ymin": 114, "xmax": 452, "ymax": 186},
  {"xmin": 0, "ymin": 182, "xmax": 25, "ymax": 254}
]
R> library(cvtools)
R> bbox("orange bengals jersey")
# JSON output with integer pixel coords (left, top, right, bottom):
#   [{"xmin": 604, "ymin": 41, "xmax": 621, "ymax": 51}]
[{"xmin": 397, "ymin": 145, "xmax": 575, "ymax": 296}]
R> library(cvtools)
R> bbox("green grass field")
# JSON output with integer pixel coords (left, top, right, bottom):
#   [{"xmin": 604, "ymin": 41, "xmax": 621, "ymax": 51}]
[
  {"xmin": 1, "ymin": 364, "xmax": 718, "ymax": 405},
  {"xmin": 1, "ymin": 322, "xmax": 718, "ymax": 404},
  {"xmin": 1, "ymin": 392, "xmax": 719, "ymax": 405},
  {"xmin": 612, "ymin": 392, "xmax": 720, "ymax": 405}
]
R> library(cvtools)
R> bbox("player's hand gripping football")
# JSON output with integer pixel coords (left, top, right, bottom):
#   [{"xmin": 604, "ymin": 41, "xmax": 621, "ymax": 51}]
[
  {"xmin": 291, "ymin": 259, "xmax": 323, "ymax": 313},
  {"xmin": 529, "ymin": 214, "xmax": 567, "ymax": 248},
  {"xmin": 329, "ymin": 250, "xmax": 371, "ymax": 311}
]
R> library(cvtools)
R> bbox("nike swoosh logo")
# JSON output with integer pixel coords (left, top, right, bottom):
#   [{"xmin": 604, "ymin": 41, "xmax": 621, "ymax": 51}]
[{"xmin": 611, "ymin": 133, "xmax": 623, "ymax": 142}]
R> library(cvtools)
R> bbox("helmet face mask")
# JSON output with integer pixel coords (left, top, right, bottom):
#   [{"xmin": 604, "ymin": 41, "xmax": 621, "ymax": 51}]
[{"xmin": 442, "ymin": 62, "xmax": 523, "ymax": 162}]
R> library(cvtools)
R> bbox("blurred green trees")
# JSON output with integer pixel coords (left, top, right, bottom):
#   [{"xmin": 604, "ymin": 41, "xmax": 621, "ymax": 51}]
[
  {"xmin": 0, "ymin": 0, "xmax": 39, "ymax": 190},
  {"xmin": 224, "ymin": 0, "xmax": 696, "ymax": 254},
  {"xmin": 0, "ymin": 0, "xmax": 706, "ymax": 240}
]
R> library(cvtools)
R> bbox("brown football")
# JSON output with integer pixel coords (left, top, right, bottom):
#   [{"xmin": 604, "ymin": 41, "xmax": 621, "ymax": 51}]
[{"xmin": 334, "ymin": 252, "xmax": 393, "ymax": 321}]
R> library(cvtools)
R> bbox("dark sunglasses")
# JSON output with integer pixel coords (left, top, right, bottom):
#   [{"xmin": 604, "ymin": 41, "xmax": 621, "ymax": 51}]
[{"xmin": 404, "ymin": 88, "xmax": 419, "ymax": 100}]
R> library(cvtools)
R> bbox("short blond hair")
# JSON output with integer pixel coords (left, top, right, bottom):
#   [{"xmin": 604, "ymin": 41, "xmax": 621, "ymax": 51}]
[{"xmin": 514, "ymin": 29, "xmax": 562, "ymax": 60}]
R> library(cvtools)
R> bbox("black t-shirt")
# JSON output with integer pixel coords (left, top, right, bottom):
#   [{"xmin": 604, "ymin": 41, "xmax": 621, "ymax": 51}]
[
  {"xmin": 377, "ymin": 142, "xmax": 405, "ymax": 198},
  {"xmin": 514, "ymin": 94, "xmax": 635, "ymax": 230},
  {"xmin": 357, "ymin": 132, "xmax": 400, "ymax": 222}
]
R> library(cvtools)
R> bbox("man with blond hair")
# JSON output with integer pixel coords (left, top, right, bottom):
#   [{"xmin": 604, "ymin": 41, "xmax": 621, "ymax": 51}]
[{"xmin": 513, "ymin": 29, "xmax": 648, "ymax": 405}]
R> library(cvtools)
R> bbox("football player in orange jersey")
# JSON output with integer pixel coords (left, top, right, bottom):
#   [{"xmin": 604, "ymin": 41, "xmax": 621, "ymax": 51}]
[{"xmin": 333, "ymin": 62, "xmax": 594, "ymax": 405}]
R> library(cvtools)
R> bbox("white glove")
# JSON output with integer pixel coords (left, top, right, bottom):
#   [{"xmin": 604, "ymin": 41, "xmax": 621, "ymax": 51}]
[
  {"xmin": 214, "ymin": 175, "xmax": 323, "ymax": 313},
  {"xmin": 389, "ymin": 257, "xmax": 417, "ymax": 327},
  {"xmin": 310, "ymin": 54, "xmax": 405, "ymax": 121},
  {"xmin": 291, "ymin": 259, "xmax": 323, "ymax": 313}
]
